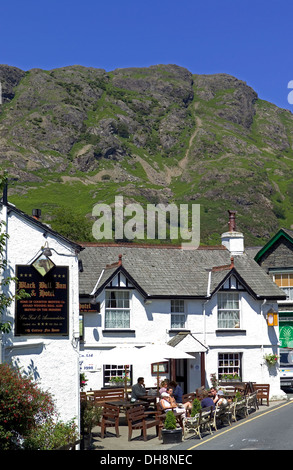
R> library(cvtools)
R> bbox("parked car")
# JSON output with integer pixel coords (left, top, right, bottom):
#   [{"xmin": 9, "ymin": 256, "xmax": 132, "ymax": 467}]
[{"xmin": 280, "ymin": 348, "xmax": 293, "ymax": 389}]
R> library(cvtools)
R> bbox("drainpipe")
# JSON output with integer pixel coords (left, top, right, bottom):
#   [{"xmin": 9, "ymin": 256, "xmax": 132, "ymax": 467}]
[{"xmin": 201, "ymin": 271, "xmax": 211, "ymax": 388}]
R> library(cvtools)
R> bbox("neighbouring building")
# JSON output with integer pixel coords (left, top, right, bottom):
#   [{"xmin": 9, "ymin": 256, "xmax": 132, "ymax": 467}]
[
  {"xmin": 253, "ymin": 228, "xmax": 293, "ymax": 349},
  {"xmin": 0, "ymin": 197, "xmax": 82, "ymax": 426},
  {"xmin": 78, "ymin": 211, "xmax": 286, "ymax": 399}
]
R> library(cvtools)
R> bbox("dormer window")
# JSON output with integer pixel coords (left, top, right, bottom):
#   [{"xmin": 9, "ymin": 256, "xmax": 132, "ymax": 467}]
[
  {"xmin": 105, "ymin": 291, "xmax": 130, "ymax": 329},
  {"xmin": 217, "ymin": 293, "xmax": 240, "ymax": 329}
]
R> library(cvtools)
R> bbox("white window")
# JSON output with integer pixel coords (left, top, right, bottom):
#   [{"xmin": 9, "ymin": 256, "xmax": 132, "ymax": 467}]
[
  {"xmin": 217, "ymin": 293, "xmax": 240, "ymax": 329},
  {"xmin": 105, "ymin": 291, "xmax": 130, "ymax": 329},
  {"xmin": 171, "ymin": 299, "xmax": 185, "ymax": 329},
  {"xmin": 103, "ymin": 364, "xmax": 132, "ymax": 387},
  {"xmin": 274, "ymin": 273, "xmax": 293, "ymax": 300},
  {"xmin": 218, "ymin": 353, "xmax": 241, "ymax": 379}
]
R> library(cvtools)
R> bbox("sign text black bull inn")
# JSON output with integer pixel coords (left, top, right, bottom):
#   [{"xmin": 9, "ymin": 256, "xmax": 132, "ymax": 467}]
[{"xmin": 15, "ymin": 265, "xmax": 69, "ymax": 335}]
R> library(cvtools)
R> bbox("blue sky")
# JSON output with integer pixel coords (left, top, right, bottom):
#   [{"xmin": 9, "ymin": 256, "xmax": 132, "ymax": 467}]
[{"xmin": 1, "ymin": 0, "xmax": 293, "ymax": 110}]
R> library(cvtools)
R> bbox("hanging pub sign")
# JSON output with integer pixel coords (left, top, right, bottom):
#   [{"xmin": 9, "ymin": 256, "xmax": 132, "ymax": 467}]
[{"xmin": 15, "ymin": 260, "xmax": 69, "ymax": 336}]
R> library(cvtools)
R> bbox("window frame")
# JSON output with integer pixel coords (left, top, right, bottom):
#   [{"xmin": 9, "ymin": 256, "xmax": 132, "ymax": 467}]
[
  {"xmin": 218, "ymin": 352, "xmax": 242, "ymax": 380},
  {"xmin": 273, "ymin": 273, "xmax": 293, "ymax": 301},
  {"xmin": 217, "ymin": 292, "xmax": 241, "ymax": 329},
  {"xmin": 170, "ymin": 299, "xmax": 186, "ymax": 330},
  {"xmin": 104, "ymin": 290, "xmax": 131, "ymax": 330}
]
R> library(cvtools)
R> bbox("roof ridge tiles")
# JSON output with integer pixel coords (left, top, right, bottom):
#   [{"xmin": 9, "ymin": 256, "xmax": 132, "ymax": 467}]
[{"xmin": 80, "ymin": 242, "xmax": 227, "ymax": 250}]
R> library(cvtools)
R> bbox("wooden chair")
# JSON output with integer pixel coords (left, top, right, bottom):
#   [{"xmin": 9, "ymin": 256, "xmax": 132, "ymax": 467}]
[
  {"xmin": 253, "ymin": 384, "xmax": 270, "ymax": 406},
  {"xmin": 195, "ymin": 386, "xmax": 205, "ymax": 400},
  {"xmin": 126, "ymin": 405, "xmax": 161, "ymax": 441},
  {"xmin": 100, "ymin": 403, "xmax": 120, "ymax": 438},
  {"xmin": 182, "ymin": 392, "xmax": 196, "ymax": 404}
]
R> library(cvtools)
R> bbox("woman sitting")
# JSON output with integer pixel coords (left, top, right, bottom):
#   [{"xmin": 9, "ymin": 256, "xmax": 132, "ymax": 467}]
[{"xmin": 160, "ymin": 387, "xmax": 192, "ymax": 418}]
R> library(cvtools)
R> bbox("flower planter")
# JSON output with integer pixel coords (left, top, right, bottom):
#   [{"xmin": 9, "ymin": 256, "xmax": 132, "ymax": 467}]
[{"xmin": 161, "ymin": 428, "xmax": 182, "ymax": 444}]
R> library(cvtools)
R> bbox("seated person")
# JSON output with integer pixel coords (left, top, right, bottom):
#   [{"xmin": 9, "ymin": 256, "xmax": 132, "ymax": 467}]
[
  {"xmin": 210, "ymin": 386, "xmax": 219, "ymax": 404},
  {"xmin": 217, "ymin": 389, "xmax": 228, "ymax": 406},
  {"xmin": 169, "ymin": 380, "xmax": 183, "ymax": 403},
  {"xmin": 201, "ymin": 390, "xmax": 215, "ymax": 410},
  {"xmin": 159, "ymin": 380, "xmax": 168, "ymax": 396},
  {"xmin": 160, "ymin": 389, "xmax": 186, "ymax": 418},
  {"xmin": 130, "ymin": 377, "xmax": 146, "ymax": 402}
]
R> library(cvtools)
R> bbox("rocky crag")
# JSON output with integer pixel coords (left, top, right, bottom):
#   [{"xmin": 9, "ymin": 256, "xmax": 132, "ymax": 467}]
[{"xmin": 1, "ymin": 63, "xmax": 293, "ymax": 245}]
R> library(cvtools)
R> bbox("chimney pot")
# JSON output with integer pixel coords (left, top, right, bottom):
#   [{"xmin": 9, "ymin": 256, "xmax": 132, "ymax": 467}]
[
  {"xmin": 32, "ymin": 209, "xmax": 41, "ymax": 220},
  {"xmin": 228, "ymin": 210, "xmax": 237, "ymax": 232}
]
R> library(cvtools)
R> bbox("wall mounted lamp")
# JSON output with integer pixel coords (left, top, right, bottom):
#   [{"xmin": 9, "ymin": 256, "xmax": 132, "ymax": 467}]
[{"xmin": 42, "ymin": 241, "xmax": 52, "ymax": 257}]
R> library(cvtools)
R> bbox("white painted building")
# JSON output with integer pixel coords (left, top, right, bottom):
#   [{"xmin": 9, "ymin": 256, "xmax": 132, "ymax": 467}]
[
  {"xmin": 79, "ymin": 212, "xmax": 287, "ymax": 400},
  {"xmin": 0, "ymin": 199, "xmax": 82, "ymax": 425}
]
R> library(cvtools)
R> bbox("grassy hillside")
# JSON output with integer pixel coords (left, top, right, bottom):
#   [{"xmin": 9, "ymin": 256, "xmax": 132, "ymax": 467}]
[{"xmin": 1, "ymin": 64, "xmax": 293, "ymax": 246}]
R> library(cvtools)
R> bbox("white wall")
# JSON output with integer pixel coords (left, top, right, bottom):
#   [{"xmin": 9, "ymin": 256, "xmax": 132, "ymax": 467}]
[
  {"xmin": 1, "ymin": 208, "xmax": 80, "ymax": 424},
  {"xmin": 81, "ymin": 271, "xmax": 284, "ymax": 399}
]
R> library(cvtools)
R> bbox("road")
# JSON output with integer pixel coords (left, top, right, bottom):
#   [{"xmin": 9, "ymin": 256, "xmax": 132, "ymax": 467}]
[{"xmin": 172, "ymin": 400, "xmax": 293, "ymax": 451}]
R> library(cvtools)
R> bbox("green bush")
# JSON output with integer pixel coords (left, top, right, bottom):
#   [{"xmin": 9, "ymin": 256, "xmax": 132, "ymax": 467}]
[
  {"xmin": 23, "ymin": 419, "xmax": 78, "ymax": 450},
  {"xmin": 80, "ymin": 400, "xmax": 102, "ymax": 435},
  {"xmin": 191, "ymin": 398, "xmax": 201, "ymax": 417},
  {"xmin": 164, "ymin": 411, "xmax": 177, "ymax": 430},
  {"xmin": 0, "ymin": 363, "xmax": 79, "ymax": 450}
]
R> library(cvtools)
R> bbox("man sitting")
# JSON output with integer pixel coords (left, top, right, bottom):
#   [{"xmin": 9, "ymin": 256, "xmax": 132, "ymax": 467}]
[
  {"xmin": 201, "ymin": 390, "xmax": 215, "ymax": 410},
  {"xmin": 130, "ymin": 377, "xmax": 146, "ymax": 402}
]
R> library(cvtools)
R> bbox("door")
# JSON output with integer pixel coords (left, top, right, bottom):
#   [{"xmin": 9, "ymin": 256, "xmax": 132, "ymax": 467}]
[{"xmin": 175, "ymin": 359, "xmax": 187, "ymax": 393}]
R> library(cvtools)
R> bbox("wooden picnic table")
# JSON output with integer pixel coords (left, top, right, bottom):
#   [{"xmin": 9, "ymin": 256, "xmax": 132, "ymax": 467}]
[
  {"xmin": 140, "ymin": 394, "xmax": 159, "ymax": 405},
  {"xmin": 105, "ymin": 399, "xmax": 149, "ymax": 410}
]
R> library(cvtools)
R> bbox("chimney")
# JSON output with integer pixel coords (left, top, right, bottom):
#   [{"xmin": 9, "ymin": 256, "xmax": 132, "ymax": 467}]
[
  {"xmin": 221, "ymin": 210, "xmax": 244, "ymax": 255},
  {"xmin": 32, "ymin": 209, "xmax": 41, "ymax": 220}
]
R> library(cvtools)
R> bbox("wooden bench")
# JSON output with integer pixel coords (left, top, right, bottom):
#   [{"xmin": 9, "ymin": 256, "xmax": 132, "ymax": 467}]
[
  {"xmin": 183, "ymin": 406, "xmax": 214, "ymax": 440},
  {"xmin": 245, "ymin": 391, "xmax": 259, "ymax": 415},
  {"xmin": 182, "ymin": 392, "xmax": 196, "ymax": 404},
  {"xmin": 253, "ymin": 384, "xmax": 270, "ymax": 406},
  {"xmin": 126, "ymin": 405, "xmax": 161, "ymax": 441},
  {"xmin": 212, "ymin": 401, "xmax": 233, "ymax": 431},
  {"xmin": 231, "ymin": 396, "xmax": 247, "ymax": 422},
  {"xmin": 92, "ymin": 388, "xmax": 125, "ymax": 406},
  {"xmin": 100, "ymin": 403, "xmax": 120, "ymax": 438}
]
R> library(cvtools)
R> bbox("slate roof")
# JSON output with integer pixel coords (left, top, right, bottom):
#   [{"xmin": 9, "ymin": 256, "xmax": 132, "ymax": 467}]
[{"xmin": 78, "ymin": 244, "xmax": 286, "ymax": 300}]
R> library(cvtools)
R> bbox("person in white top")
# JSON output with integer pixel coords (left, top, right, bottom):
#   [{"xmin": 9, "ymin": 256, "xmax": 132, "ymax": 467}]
[{"xmin": 160, "ymin": 387, "xmax": 192, "ymax": 418}]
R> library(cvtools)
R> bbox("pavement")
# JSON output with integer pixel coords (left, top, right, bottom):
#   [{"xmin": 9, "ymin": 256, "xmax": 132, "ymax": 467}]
[{"xmin": 87, "ymin": 398, "xmax": 290, "ymax": 452}]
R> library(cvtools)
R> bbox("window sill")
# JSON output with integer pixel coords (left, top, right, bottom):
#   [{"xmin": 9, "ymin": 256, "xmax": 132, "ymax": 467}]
[
  {"xmin": 168, "ymin": 329, "xmax": 191, "ymax": 333},
  {"xmin": 216, "ymin": 329, "xmax": 246, "ymax": 334},
  {"xmin": 102, "ymin": 329, "xmax": 136, "ymax": 333}
]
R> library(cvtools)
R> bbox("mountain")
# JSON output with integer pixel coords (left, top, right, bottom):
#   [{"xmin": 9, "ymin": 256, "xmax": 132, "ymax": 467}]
[{"xmin": 1, "ymin": 63, "xmax": 293, "ymax": 246}]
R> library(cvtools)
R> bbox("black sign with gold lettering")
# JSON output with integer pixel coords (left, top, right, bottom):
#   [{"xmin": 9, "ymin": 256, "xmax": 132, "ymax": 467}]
[{"xmin": 15, "ymin": 264, "xmax": 69, "ymax": 336}]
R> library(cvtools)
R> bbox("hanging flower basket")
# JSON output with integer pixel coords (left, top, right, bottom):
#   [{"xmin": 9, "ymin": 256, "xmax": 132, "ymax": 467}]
[{"xmin": 264, "ymin": 353, "xmax": 279, "ymax": 366}]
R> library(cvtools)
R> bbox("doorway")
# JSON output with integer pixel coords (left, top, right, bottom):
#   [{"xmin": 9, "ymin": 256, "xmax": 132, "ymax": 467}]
[{"xmin": 175, "ymin": 359, "xmax": 187, "ymax": 393}]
